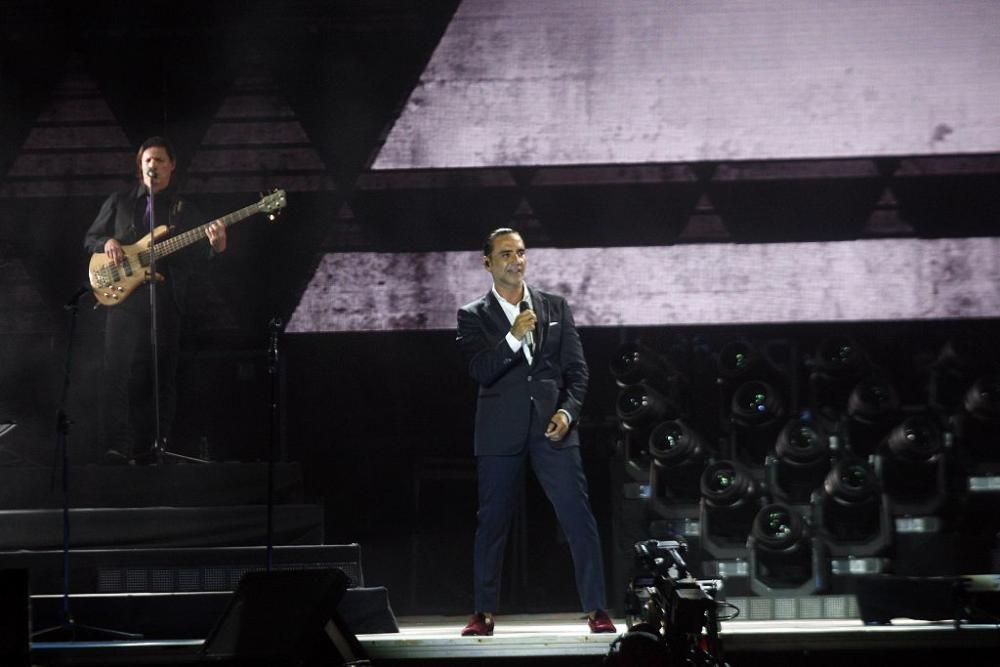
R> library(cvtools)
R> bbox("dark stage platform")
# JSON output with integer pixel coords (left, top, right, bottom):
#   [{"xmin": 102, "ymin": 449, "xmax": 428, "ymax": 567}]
[{"xmin": 5, "ymin": 463, "xmax": 999, "ymax": 666}]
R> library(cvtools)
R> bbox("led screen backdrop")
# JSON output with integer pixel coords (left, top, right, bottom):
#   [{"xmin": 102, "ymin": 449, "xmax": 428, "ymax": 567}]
[
  {"xmin": 375, "ymin": 0, "xmax": 1000, "ymax": 169},
  {"xmin": 287, "ymin": 238, "xmax": 1000, "ymax": 333},
  {"xmin": 283, "ymin": 0, "xmax": 1000, "ymax": 332}
]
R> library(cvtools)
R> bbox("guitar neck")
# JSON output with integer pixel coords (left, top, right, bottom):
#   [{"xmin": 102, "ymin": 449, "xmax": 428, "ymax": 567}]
[{"xmin": 150, "ymin": 202, "xmax": 261, "ymax": 259}]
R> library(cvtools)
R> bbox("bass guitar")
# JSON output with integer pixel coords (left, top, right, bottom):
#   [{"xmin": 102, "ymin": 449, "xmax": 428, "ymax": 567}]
[{"xmin": 88, "ymin": 189, "xmax": 286, "ymax": 306}]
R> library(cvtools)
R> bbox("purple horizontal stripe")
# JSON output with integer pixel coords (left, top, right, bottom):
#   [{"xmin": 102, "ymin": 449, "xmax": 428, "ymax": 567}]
[{"xmin": 286, "ymin": 238, "xmax": 1000, "ymax": 332}]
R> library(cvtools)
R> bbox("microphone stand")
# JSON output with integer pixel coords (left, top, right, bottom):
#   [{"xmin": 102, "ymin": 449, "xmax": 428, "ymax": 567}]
[
  {"xmin": 265, "ymin": 318, "xmax": 282, "ymax": 571},
  {"xmin": 32, "ymin": 288, "xmax": 141, "ymax": 641},
  {"xmin": 145, "ymin": 173, "xmax": 206, "ymax": 464}
]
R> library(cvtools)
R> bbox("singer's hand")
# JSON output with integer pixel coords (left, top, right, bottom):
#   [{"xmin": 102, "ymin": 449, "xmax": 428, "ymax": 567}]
[
  {"xmin": 104, "ymin": 238, "xmax": 124, "ymax": 265},
  {"xmin": 511, "ymin": 309, "xmax": 536, "ymax": 341},
  {"xmin": 206, "ymin": 221, "xmax": 227, "ymax": 253},
  {"xmin": 545, "ymin": 411, "xmax": 570, "ymax": 441}
]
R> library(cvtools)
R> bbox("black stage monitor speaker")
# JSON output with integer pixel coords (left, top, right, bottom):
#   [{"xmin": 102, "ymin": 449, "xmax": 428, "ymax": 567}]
[
  {"xmin": 0, "ymin": 569, "xmax": 29, "ymax": 667},
  {"xmin": 856, "ymin": 574, "xmax": 1000, "ymax": 625},
  {"xmin": 201, "ymin": 568, "xmax": 369, "ymax": 666}
]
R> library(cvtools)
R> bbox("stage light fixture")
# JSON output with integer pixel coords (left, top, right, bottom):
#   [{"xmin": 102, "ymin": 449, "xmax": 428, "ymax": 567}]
[
  {"xmin": 953, "ymin": 374, "xmax": 1000, "ymax": 572},
  {"xmin": 747, "ymin": 503, "xmax": 829, "ymax": 595},
  {"xmin": 815, "ymin": 336, "xmax": 867, "ymax": 376},
  {"xmin": 766, "ymin": 418, "xmax": 832, "ymax": 504},
  {"xmin": 877, "ymin": 415, "xmax": 949, "ymax": 516},
  {"xmin": 807, "ymin": 336, "xmax": 869, "ymax": 429},
  {"xmin": 928, "ymin": 337, "xmax": 994, "ymax": 412},
  {"xmin": 728, "ymin": 380, "xmax": 785, "ymax": 465},
  {"xmin": 717, "ymin": 339, "xmax": 774, "ymax": 383},
  {"xmin": 610, "ymin": 343, "xmax": 678, "ymax": 390},
  {"xmin": 715, "ymin": 339, "xmax": 791, "ymax": 464},
  {"xmin": 814, "ymin": 459, "xmax": 892, "ymax": 557},
  {"xmin": 875, "ymin": 415, "xmax": 957, "ymax": 578},
  {"xmin": 617, "ymin": 383, "xmax": 679, "ymax": 433},
  {"xmin": 956, "ymin": 374, "xmax": 1000, "ymax": 464},
  {"xmin": 617, "ymin": 383, "xmax": 681, "ymax": 480},
  {"xmin": 846, "ymin": 374, "xmax": 900, "ymax": 457},
  {"xmin": 648, "ymin": 420, "xmax": 710, "ymax": 510},
  {"xmin": 610, "ymin": 342, "xmax": 691, "ymax": 429},
  {"xmin": 731, "ymin": 381, "xmax": 784, "ymax": 427},
  {"xmin": 699, "ymin": 460, "xmax": 763, "ymax": 559}
]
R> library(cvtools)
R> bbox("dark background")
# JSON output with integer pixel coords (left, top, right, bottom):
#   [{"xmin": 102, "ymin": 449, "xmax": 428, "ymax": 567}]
[{"xmin": 2, "ymin": 1, "xmax": 999, "ymax": 617}]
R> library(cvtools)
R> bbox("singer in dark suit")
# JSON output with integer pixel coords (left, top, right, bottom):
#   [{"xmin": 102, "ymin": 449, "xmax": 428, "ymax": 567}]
[{"xmin": 456, "ymin": 228, "xmax": 616, "ymax": 636}]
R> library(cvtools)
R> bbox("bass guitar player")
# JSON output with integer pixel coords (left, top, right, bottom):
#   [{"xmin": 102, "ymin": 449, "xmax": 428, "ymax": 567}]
[{"xmin": 82, "ymin": 136, "xmax": 226, "ymax": 464}]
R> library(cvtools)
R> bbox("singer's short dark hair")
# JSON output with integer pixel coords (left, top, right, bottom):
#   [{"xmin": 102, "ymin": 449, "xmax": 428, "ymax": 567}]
[
  {"xmin": 483, "ymin": 227, "xmax": 520, "ymax": 256},
  {"xmin": 135, "ymin": 136, "xmax": 176, "ymax": 177}
]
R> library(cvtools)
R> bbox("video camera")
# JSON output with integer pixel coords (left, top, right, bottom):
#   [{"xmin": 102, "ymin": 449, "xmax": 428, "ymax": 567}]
[{"xmin": 607, "ymin": 539, "xmax": 730, "ymax": 667}]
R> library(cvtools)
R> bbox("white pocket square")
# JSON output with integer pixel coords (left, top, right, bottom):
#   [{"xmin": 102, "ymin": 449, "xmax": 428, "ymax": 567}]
[{"xmin": 549, "ymin": 321, "xmax": 560, "ymax": 327}]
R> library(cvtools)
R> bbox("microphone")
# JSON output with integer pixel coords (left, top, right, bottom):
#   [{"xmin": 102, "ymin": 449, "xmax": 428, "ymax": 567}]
[
  {"xmin": 519, "ymin": 301, "xmax": 535, "ymax": 349},
  {"xmin": 146, "ymin": 168, "xmax": 158, "ymax": 179}
]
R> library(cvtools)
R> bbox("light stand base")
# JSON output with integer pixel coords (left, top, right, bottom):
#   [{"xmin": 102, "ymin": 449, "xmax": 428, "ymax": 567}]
[
  {"xmin": 137, "ymin": 439, "xmax": 210, "ymax": 465},
  {"xmin": 32, "ymin": 619, "xmax": 143, "ymax": 642}
]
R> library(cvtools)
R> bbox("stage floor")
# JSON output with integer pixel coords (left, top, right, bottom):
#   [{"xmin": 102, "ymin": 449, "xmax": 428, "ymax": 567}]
[
  {"xmin": 30, "ymin": 612, "xmax": 1000, "ymax": 665},
  {"xmin": 365, "ymin": 613, "xmax": 1000, "ymax": 659}
]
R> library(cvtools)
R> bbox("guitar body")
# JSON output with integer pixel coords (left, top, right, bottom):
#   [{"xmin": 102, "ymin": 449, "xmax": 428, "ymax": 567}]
[
  {"xmin": 87, "ymin": 189, "xmax": 286, "ymax": 307},
  {"xmin": 88, "ymin": 226, "xmax": 170, "ymax": 306}
]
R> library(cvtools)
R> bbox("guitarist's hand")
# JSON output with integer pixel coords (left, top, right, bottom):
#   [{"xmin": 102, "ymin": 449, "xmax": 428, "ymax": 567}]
[
  {"xmin": 206, "ymin": 221, "xmax": 227, "ymax": 253},
  {"xmin": 104, "ymin": 239, "xmax": 125, "ymax": 265}
]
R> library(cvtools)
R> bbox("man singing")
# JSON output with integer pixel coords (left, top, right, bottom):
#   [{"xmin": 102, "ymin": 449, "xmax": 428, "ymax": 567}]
[
  {"xmin": 456, "ymin": 228, "xmax": 616, "ymax": 636},
  {"xmin": 84, "ymin": 136, "xmax": 227, "ymax": 463}
]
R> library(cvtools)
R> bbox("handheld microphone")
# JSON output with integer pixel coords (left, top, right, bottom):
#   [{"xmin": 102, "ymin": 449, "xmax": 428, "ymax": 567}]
[
  {"xmin": 146, "ymin": 168, "xmax": 158, "ymax": 179},
  {"xmin": 519, "ymin": 301, "xmax": 535, "ymax": 349}
]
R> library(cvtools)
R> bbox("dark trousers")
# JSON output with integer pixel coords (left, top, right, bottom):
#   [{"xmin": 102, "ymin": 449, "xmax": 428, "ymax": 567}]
[
  {"xmin": 100, "ymin": 286, "xmax": 180, "ymax": 455},
  {"xmin": 473, "ymin": 415, "xmax": 607, "ymax": 614}
]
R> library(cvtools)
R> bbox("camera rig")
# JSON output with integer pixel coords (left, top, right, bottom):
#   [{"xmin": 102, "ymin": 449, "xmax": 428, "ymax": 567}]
[{"xmin": 611, "ymin": 539, "xmax": 730, "ymax": 667}]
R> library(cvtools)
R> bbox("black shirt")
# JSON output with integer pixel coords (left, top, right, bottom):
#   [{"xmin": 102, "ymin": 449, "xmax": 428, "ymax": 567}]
[{"xmin": 84, "ymin": 182, "xmax": 209, "ymax": 311}]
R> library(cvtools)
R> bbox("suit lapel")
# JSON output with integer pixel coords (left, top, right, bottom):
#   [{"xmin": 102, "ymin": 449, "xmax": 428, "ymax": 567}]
[
  {"xmin": 484, "ymin": 292, "xmax": 511, "ymax": 338},
  {"xmin": 484, "ymin": 289, "xmax": 547, "ymax": 365},
  {"xmin": 529, "ymin": 287, "xmax": 548, "ymax": 358}
]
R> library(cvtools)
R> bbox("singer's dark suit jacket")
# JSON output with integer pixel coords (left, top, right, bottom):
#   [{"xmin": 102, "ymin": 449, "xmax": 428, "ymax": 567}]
[{"xmin": 457, "ymin": 287, "xmax": 588, "ymax": 455}]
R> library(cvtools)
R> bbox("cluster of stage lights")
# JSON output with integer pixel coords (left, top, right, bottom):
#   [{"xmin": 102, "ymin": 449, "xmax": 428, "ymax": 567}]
[{"xmin": 611, "ymin": 336, "xmax": 997, "ymax": 593}]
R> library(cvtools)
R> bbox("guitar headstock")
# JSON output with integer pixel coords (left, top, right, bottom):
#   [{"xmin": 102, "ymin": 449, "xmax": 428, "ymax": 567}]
[{"xmin": 258, "ymin": 189, "xmax": 287, "ymax": 222}]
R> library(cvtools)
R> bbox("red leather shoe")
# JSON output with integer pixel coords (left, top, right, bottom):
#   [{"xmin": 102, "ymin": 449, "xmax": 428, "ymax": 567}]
[
  {"xmin": 588, "ymin": 609, "xmax": 617, "ymax": 634},
  {"xmin": 461, "ymin": 613, "xmax": 494, "ymax": 636}
]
